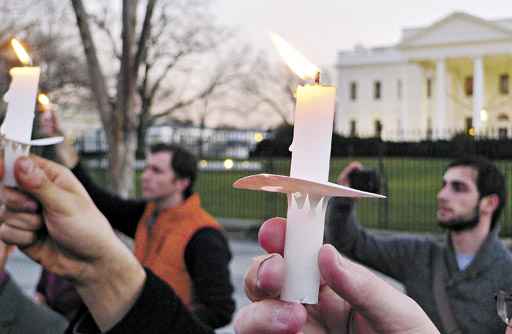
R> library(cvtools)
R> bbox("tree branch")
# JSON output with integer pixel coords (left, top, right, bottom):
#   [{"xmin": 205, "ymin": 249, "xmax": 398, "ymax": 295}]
[
  {"xmin": 70, "ymin": 0, "xmax": 111, "ymax": 126},
  {"xmin": 133, "ymin": 0, "xmax": 157, "ymax": 77},
  {"xmin": 89, "ymin": 12, "xmax": 121, "ymax": 59}
]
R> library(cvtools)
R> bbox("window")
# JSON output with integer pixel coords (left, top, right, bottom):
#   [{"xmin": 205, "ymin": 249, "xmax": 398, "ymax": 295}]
[
  {"xmin": 350, "ymin": 81, "xmax": 357, "ymax": 100},
  {"xmin": 465, "ymin": 117, "xmax": 473, "ymax": 134},
  {"xmin": 499, "ymin": 128, "xmax": 508, "ymax": 139},
  {"xmin": 374, "ymin": 120, "xmax": 383, "ymax": 138},
  {"xmin": 465, "ymin": 76, "xmax": 473, "ymax": 96},
  {"xmin": 397, "ymin": 79, "xmax": 402, "ymax": 100},
  {"xmin": 350, "ymin": 120, "xmax": 357, "ymax": 137},
  {"xmin": 499, "ymin": 74, "xmax": 509, "ymax": 95},
  {"xmin": 426, "ymin": 78, "xmax": 432, "ymax": 98},
  {"xmin": 374, "ymin": 81, "xmax": 381, "ymax": 100}
]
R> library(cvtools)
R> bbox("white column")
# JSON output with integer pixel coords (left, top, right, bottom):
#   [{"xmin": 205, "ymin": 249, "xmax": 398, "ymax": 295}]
[
  {"xmin": 473, "ymin": 56, "xmax": 484, "ymax": 135},
  {"xmin": 435, "ymin": 58, "xmax": 446, "ymax": 138},
  {"xmin": 399, "ymin": 67, "xmax": 408, "ymax": 140}
]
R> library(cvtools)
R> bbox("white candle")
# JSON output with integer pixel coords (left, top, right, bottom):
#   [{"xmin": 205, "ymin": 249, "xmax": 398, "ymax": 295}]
[
  {"xmin": 289, "ymin": 84, "xmax": 336, "ymax": 181},
  {"xmin": 281, "ymin": 83, "xmax": 336, "ymax": 304},
  {"xmin": 1, "ymin": 66, "xmax": 41, "ymax": 186}
]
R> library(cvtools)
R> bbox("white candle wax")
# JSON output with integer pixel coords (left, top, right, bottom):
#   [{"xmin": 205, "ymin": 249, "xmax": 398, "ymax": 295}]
[
  {"xmin": 1, "ymin": 66, "xmax": 40, "ymax": 187},
  {"xmin": 289, "ymin": 84, "xmax": 336, "ymax": 181},
  {"xmin": 281, "ymin": 84, "xmax": 336, "ymax": 304},
  {"xmin": 282, "ymin": 192, "xmax": 328, "ymax": 304},
  {"xmin": 2, "ymin": 67, "xmax": 41, "ymax": 143}
]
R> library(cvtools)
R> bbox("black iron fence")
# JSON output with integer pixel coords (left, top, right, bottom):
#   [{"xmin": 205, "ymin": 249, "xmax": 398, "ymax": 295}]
[
  {"xmin": 81, "ymin": 155, "xmax": 512, "ymax": 237},
  {"xmin": 78, "ymin": 126, "xmax": 512, "ymax": 237}
]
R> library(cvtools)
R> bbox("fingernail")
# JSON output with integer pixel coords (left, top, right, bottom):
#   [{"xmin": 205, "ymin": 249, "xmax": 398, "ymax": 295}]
[
  {"xmin": 18, "ymin": 158, "xmax": 34, "ymax": 174},
  {"xmin": 256, "ymin": 254, "xmax": 277, "ymax": 289}
]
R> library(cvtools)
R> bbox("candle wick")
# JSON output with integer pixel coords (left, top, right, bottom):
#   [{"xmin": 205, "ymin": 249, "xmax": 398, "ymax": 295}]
[{"xmin": 314, "ymin": 72, "xmax": 320, "ymax": 85}]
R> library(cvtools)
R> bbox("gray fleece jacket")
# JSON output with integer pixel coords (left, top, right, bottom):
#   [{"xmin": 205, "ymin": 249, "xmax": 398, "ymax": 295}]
[{"xmin": 325, "ymin": 197, "xmax": 512, "ymax": 334}]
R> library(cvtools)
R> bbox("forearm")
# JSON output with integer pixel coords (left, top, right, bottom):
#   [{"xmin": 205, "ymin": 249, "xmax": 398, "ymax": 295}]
[
  {"xmin": 75, "ymin": 241, "xmax": 145, "ymax": 332},
  {"xmin": 325, "ymin": 197, "xmax": 359, "ymax": 252},
  {"xmin": 192, "ymin": 297, "xmax": 234, "ymax": 329},
  {"xmin": 186, "ymin": 230, "xmax": 235, "ymax": 328},
  {"xmin": 69, "ymin": 269, "xmax": 214, "ymax": 334},
  {"xmin": 325, "ymin": 198, "xmax": 423, "ymax": 280},
  {"xmin": 71, "ymin": 163, "xmax": 145, "ymax": 237}
]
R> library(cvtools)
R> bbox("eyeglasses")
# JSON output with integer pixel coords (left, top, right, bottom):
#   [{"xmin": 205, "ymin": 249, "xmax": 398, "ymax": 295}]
[{"xmin": 497, "ymin": 290, "xmax": 512, "ymax": 327}]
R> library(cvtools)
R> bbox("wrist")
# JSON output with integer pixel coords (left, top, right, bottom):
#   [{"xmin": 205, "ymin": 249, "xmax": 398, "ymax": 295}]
[{"xmin": 76, "ymin": 241, "xmax": 146, "ymax": 331}]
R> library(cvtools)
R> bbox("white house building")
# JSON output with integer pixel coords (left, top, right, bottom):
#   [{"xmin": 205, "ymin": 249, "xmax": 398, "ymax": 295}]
[{"xmin": 336, "ymin": 12, "xmax": 512, "ymax": 140}]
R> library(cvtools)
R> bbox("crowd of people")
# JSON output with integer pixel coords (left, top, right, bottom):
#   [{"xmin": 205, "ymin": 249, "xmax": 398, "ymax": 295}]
[{"xmin": 0, "ymin": 108, "xmax": 511, "ymax": 333}]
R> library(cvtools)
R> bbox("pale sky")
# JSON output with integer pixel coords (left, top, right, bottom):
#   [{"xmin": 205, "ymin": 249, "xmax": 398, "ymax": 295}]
[{"xmin": 213, "ymin": 0, "xmax": 511, "ymax": 68}]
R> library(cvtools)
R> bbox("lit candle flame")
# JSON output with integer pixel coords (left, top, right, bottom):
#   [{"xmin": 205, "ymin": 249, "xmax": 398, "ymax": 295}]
[
  {"xmin": 11, "ymin": 38, "xmax": 33, "ymax": 65},
  {"xmin": 38, "ymin": 93, "xmax": 50, "ymax": 109},
  {"xmin": 270, "ymin": 33, "xmax": 319, "ymax": 81}
]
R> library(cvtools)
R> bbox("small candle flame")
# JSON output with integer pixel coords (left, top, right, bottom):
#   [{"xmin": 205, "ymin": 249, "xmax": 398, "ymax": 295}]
[
  {"xmin": 38, "ymin": 93, "xmax": 50, "ymax": 108},
  {"xmin": 270, "ymin": 33, "xmax": 319, "ymax": 81},
  {"xmin": 11, "ymin": 38, "xmax": 32, "ymax": 65}
]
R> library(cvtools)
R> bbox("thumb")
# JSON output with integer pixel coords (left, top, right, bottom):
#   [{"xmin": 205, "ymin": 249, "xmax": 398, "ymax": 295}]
[
  {"xmin": 318, "ymin": 245, "xmax": 435, "ymax": 332},
  {"xmin": 14, "ymin": 156, "xmax": 69, "ymax": 211}
]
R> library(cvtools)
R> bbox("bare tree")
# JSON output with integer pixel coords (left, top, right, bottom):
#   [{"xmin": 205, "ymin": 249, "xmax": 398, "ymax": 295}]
[
  {"xmin": 70, "ymin": 0, "xmax": 156, "ymax": 196},
  {"xmin": 129, "ymin": 1, "xmax": 251, "ymax": 155},
  {"xmin": 240, "ymin": 54, "xmax": 299, "ymax": 125},
  {"xmin": 70, "ymin": 0, "xmax": 253, "ymax": 195}
]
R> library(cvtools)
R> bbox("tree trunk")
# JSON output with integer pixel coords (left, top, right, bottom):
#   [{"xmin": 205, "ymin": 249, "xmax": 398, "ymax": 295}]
[
  {"xmin": 136, "ymin": 97, "xmax": 152, "ymax": 158},
  {"xmin": 108, "ymin": 129, "xmax": 138, "ymax": 197},
  {"xmin": 71, "ymin": 0, "xmax": 140, "ymax": 197},
  {"xmin": 70, "ymin": 0, "xmax": 111, "ymax": 127},
  {"xmin": 109, "ymin": 0, "xmax": 138, "ymax": 196}
]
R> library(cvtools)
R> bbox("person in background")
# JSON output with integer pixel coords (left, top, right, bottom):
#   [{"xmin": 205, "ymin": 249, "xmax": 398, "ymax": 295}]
[
  {"xmin": 325, "ymin": 156, "xmax": 512, "ymax": 334},
  {"xmin": 34, "ymin": 268, "xmax": 81, "ymax": 321},
  {"xmin": 0, "ymin": 239, "xmax": 67, "ymax": 333},
  {"xmin": 42, "ymin": 109, "xmax": 234, "ymax": 329}
]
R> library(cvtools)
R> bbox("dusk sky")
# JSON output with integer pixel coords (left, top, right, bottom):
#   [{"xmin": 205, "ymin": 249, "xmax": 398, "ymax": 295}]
[{"xmin": 213, "ymin": 1, "xmax": 510, "ymax": 67}]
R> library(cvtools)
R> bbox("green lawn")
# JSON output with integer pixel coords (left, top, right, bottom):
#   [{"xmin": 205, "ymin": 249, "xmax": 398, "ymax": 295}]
[
  {"xmin": 87, "ymin": 157, "xmax": 512, "ymax": 236},
  {"xmin": 196, "ymin": 158, "xmax": 445, "ymax": 232}
]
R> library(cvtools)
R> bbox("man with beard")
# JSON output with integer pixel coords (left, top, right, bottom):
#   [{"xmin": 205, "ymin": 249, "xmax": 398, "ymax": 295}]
[{"xmin": 325, "ymin": 156, "xmax": 512, "ymax": 334}]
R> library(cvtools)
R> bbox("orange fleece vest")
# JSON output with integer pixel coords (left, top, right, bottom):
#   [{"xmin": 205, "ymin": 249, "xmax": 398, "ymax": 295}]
[{"xmin": 133, "ymin": 193, "xmax": 220, "ymax": 306}]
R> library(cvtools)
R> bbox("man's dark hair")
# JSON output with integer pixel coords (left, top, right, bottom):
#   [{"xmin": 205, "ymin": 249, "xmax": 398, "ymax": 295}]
[
  {"xmin": 150, "ymin": 143, "xmax": 197, "ymax": 199},
  {"xmin": 447, "ymin": 156, "xmax": 507, "ymax": 229}
]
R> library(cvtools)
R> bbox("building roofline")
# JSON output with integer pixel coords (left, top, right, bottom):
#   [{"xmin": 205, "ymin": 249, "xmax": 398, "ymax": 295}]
[{"xmin": 399, "ymin": 11, "xmax": 512, "ymax": 47}]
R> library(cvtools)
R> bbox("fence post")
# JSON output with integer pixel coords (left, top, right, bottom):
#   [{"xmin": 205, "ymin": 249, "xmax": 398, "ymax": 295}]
[
  {"xmin": 264, "ymin": 158, "xmax": 278, "ymax": 219},
  {"xmin": 377, "ymin": 139, "xmax": 389, "ymax": 229}
]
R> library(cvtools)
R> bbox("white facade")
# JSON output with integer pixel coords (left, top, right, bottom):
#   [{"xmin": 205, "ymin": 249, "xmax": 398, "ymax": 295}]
[{"xmin": 336, "ymin": 12, "xmax": 512, "ymax": 140}]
